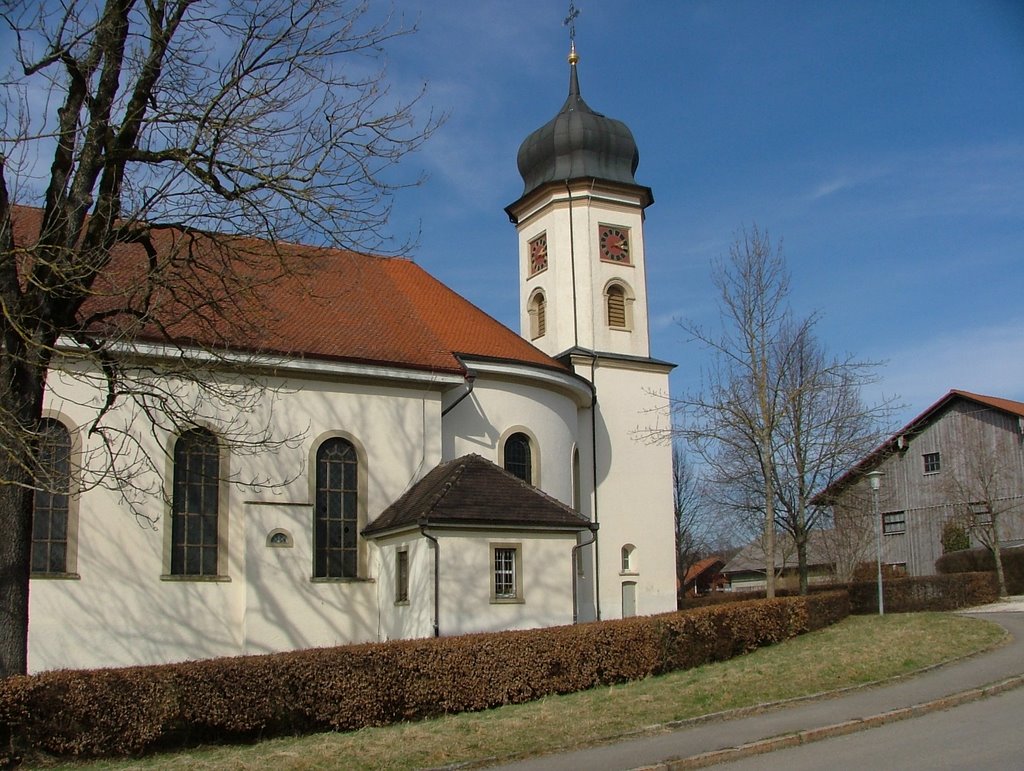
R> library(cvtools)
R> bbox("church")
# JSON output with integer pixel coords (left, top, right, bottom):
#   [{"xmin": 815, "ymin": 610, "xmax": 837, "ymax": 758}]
[{"xmin": 26, "ymin": 45, "xmax": 678, "ymax": 673}]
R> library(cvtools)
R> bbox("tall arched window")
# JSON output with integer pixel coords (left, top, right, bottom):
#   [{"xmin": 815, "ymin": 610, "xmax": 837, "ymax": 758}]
[
  {"xmin": 607, "ymin": 284, "xmax": 627, "ymax": 329},
  {"xmin": 314, "ymin": 437, "xmax": 359, "ymax": 578},
  {"xmin": 171, "ymin": 428, "xmax": 221, "ymax": 576},
  {"xmin": 504, "ymin": 432, "xmax": 532, "ymax": 484},
  {"xmin": 31, "ymin": 419, "xmax": 72, "ymax": 575},
  {"xmin": 528, "ymin": 291, "xmax": 547, "ymax": 339}
]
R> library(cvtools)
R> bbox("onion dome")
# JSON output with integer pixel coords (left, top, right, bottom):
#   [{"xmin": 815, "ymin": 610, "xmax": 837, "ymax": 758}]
[{"xmin": 515, "ymin": 46, "xmax": 641, "ymax": 197}]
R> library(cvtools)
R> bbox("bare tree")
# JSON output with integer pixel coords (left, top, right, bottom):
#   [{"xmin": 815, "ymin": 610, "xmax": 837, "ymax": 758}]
[
  {"xmin": 672, "ymin": 446, "xmax": 715, "ymax": 591},
  {"xmin": 673, "ymin": 227, "xmax": 892, "ymax": 596},
  {"xmin": 771, "ymin": 323, "xmax": 893, "ymax": 593},
  {"xmin": 674, "ymin": 226, "xmax": 791, "ymax": 598},
  {"xmin": 0, "ymin": 0, "xmax": 439, "ymax": 678},
  {"xmin": 944, "ymin": 421, "xmax": 1024, "ymax": 598}
]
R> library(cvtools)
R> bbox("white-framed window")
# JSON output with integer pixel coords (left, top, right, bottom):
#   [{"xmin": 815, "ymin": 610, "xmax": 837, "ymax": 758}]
[
  {"xmin": 923, "ymin": 452, "xmax": 941, "ymax": 474},
  {"xmin": 882, "ymin": 511, "xmax": 906, "ymax": 535},
  {"xmin": 491, "ymin": 543, "xmax": 523, "ymax": 603},
  {"xmin": 395, "ymin": 548, "xmax": 409, "ymax": 604},
  {"xmin": 620, "ymin": 543, "xmax": 637, "ymax": 574}
]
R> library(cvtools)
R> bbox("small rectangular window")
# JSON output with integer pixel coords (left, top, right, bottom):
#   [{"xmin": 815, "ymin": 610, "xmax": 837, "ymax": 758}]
[
  {"xmin": 491, "ymin": 544, "xmax": 523, "ymax": 602},
  {"xmin": 395, "ymin": 549, "xmax": 409, "ymax": 603},
  {"xmin": 923, "ymin": 452, "xmax": 941, "ymax": 474},
  {"xmin": 882, "ymin": 511, "xmax": 906, "ymax": 535}
]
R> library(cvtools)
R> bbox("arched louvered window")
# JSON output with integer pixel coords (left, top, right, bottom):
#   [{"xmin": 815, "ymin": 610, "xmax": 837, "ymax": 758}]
[
  {"xmin": 529, "ymin": 292, "xmax": 546, "ymax": 339},
  {"xmin": 607, "ymin": 284, "xmax": 627, "ymax": 329},
  {"xmin": 504, "ymin": 432, "xmax": 532, "ymax": 484},
  {"xmin": 314, "ymin": 437, "xmax": 359, "ymax": 578},
  {"xmin": 171, "ymin": 428, "xmax": 221, "ymax": 576},
  {"xmin": 31, "ymin": 419, "xmax": 72, "ymax": 575}
]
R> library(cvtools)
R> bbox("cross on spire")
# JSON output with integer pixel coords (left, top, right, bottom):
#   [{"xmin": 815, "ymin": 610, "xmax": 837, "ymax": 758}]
[{"xmin": 563, "ymin": 1, "xmax": 580, "ymax": 49}]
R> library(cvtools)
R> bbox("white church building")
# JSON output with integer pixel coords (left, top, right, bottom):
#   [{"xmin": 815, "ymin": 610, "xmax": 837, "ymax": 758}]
[{"xmin": 26, "ymin": 48, "xmax": 678, "ymax": 673}]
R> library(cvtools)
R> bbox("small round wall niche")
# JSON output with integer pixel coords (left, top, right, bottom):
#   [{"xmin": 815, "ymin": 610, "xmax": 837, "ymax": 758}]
[{"xmin": 266, "ymin": 529, "xmax": 293, "ymax": 548}]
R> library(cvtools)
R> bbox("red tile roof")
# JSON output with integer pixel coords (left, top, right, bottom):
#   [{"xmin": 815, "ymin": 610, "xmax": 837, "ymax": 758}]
[{"xmin": 11, "ymin": 206, "xmax": 564, "ymax": 376}]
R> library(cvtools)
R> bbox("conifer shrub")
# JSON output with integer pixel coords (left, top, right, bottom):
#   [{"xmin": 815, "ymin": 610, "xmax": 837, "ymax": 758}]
[{"xmin": 0, "ymin": 592, "xmax": 848, "ymax": 762}]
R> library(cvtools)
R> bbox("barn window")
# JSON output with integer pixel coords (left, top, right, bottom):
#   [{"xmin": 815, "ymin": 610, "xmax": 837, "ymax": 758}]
[
  {"xmin": 882, "ymin": 511, "xmax": 906, "ymax": 535},
  {"xmin": 923, "ymin": 452, "xmax": 941, "ymax": 474}
]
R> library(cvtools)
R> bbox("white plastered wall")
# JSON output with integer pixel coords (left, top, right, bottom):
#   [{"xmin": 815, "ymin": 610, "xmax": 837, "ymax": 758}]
[
  {"xmin": 584, "ymin": 360, "xmax": 677, "ymax": 619},
  {"xmin": 28, "ymin": 362, "xmax": 445, "ymax": 672},
  {"xmin": 442, "ymin": 373, "xmax": 582, "ymax": 506},
  {"xmin": 432, "ymin": 529, "xmax": 578, "ymax": 636}
]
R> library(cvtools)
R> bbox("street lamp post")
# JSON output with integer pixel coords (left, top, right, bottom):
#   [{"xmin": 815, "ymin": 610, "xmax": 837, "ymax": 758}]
[{"xmin": 866, "ymin": 470, "xmax": 885, "ymax": 616}]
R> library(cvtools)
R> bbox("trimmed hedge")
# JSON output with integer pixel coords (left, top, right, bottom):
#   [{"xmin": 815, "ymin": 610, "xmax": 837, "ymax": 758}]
[
  {"xmin": 846, "ymin": 572, "xmax": 998, "ymax": 614},
  {"xmin": 935, "ymin": 546, "xmax": 1024, "ymax": 595},
  {"xmin": 0, "ymin": 592, "xmax": 848, "ymax": 761}
]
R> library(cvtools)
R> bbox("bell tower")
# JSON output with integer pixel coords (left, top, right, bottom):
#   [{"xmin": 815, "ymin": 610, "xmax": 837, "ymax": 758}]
[
  {"xmin": 505, "ymin": 36, "xmax": 678, "ymax": 622},
  {"xmin": 505, "ymin": 45, "xmax": 654, "ymax": 361}
]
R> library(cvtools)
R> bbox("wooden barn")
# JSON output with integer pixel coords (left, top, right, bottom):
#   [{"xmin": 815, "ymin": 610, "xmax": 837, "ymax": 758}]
[{"xmin": 814, "ymin": 390, "xmax": 1024, "ymax": 577}]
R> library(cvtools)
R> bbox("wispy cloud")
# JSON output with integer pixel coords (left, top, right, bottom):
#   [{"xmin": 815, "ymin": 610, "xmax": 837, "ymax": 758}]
[{"xmin": 871, "ymin": 319, "xmax": 1024, "ymax": 423}]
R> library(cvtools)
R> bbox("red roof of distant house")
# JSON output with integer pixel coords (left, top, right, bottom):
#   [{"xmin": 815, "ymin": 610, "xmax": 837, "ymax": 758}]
[
  {"xmin": 813, "ymin": 389, "xmax": 1024, "ymax": 503},
  {"xmin": 11, "ymin": 206, "xmax": 563, "ymax": 376},
  {"xmin": 683, "ymin": 557, "xmax": 725, "ymax": 587}
]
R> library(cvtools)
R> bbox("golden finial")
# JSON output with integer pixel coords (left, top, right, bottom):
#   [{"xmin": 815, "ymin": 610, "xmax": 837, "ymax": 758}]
[{"xmin": 568, "ymin": 41, "xmax": 579, "ymax": 65}]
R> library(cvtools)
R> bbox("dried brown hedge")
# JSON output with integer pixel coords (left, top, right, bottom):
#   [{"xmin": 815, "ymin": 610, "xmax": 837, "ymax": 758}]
[
  {"xmin": 0, "ymin": 592, "xmax": 848, "ymax": 761},
  {"xmin": 935, "ymin": 546, "xmax": 1024, "ymax": 595},
  {"xmin": 846, "ymin": 572, "xmax": 999, "ymax": 614}
]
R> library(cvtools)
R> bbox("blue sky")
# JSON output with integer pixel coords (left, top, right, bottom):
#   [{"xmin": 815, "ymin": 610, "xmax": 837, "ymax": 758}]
[{"xmin": 376, "ymin": 0, "xmax": 1024, "ymax": 428}]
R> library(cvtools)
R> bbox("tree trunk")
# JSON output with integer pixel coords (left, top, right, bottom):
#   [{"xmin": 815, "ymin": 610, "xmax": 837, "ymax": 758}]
[
  {"xmin": 796, "ymin": 532, "xmax": 809, "ymax": 595},
  {"xmin": 0, "ymin": 464, "xmax": 35, "ymax": 679},
  {"xmin": 764, "ymin": 471, "xmax": 776, "ymax": 599},
  {"xmin": 0, "ymin": 351, "xmax": 49, "ymax": 678},
  {"xmin": 992, "ymin": 515, "xmax": 1008, "ymax": 599}
]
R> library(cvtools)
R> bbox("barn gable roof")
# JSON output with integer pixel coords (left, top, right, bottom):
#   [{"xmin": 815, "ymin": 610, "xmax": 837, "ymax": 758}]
[{"xmin": 813, "ymin": 389, "xmax": 1024, "ymax": 504}]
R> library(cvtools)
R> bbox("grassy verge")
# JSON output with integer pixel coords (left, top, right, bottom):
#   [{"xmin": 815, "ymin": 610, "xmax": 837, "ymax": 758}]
[{"xmin": 43, "ymin": 613, "xmax": 1004, "ymax": 770}]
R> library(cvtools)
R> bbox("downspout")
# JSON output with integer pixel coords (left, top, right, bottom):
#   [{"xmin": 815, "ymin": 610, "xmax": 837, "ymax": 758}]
[
  {"xmin": 571, "ymin": 523, "xmax": 599, "ymax": 624},
  {"xmin": 441, "ymin": 370, "xmax": 476, "ymax": 417},
  {"xmin": 590, "ymin": 351, "xmax": 601, "ymax": 620},
  {"xmin": 420, "ymin": 523, "xmax": 440, "ymax": 638}
]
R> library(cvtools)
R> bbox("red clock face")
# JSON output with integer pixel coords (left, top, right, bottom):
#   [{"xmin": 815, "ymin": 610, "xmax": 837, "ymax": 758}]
[
  {"xmin": 599, "ymin": 225, "xmax": 630, "ymax": 263},
  {"xmin": 530, "ymin": 233, "xmax": 548, "ymax": 275}
]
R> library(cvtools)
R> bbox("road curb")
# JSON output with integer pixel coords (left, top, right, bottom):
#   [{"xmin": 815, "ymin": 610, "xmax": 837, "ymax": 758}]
[{"xmin": 638, "ymin": 673, "xmax": 1024, "ymax": 770}]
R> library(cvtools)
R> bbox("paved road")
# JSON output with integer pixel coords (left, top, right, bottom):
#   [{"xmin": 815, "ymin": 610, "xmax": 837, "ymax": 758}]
[
  {"xmin": 713, "ymin": 684, "xmax": 1024, "ymax": 770},
  {"xmin": 489, "ymin": 608, "xmax": 1024, "ymax": 771}
]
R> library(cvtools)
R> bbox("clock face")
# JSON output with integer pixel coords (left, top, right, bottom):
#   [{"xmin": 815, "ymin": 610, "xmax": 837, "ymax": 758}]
[
  {"xmin": 599, "ymin": 225, "xmax": 630, "ymax": 263},
  {"xmin": 529, "ymin": 233, "xmax": 548, "ymax": 275}
]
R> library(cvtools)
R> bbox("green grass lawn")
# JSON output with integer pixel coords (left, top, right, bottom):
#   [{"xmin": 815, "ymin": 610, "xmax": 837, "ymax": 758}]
[{"xmin": 41, "ymin": 613, "xmax": 1005, "ymax": 771}]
